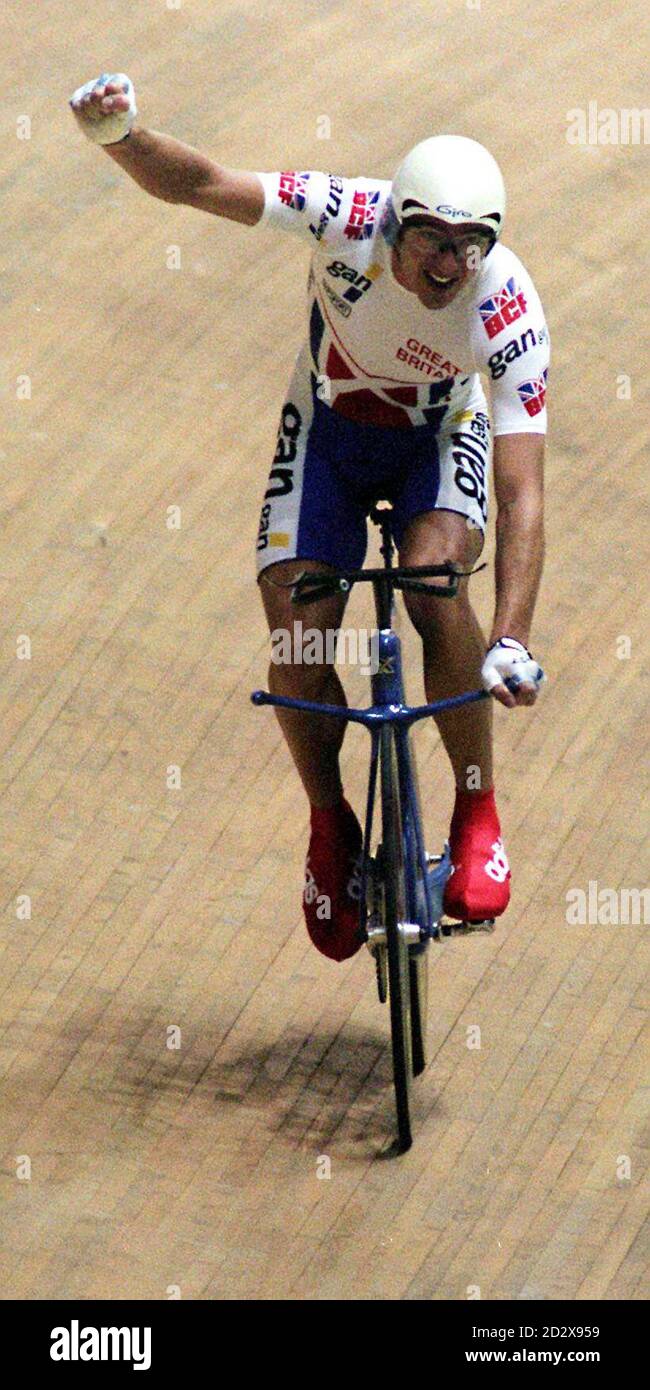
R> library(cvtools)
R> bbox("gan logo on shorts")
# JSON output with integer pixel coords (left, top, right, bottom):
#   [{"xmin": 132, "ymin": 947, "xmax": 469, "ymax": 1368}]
[
  {"xmin": 344, "ymin": 189, "xmax": 380, "ymax": 241},
  {"xmin": 479, "ymin": 277, "xmax": 528, "ymax": 340},
  {"xmin": 278, "ymin": 171, "xmax": 311, "ymax": 211},
  {"xmin": 516, "ymin": 370, "xmax": 548, "ymax": 417},
  {"xmin": 257, "ymin": 402, "xmax": 302, "ymax": 552}
]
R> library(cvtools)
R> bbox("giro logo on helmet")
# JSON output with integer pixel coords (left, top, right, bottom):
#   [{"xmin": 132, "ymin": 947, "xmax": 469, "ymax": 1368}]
[{"xmin": 436, "ymin": 203, "xmax": 472, "ymax": 218}]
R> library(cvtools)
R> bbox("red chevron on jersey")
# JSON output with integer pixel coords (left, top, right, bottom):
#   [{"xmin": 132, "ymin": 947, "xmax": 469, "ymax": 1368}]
[
  {"xmin": 278, "ymin": 171, "xmax": 311, "ymax": 211},
  {"xmin": 479, "ymin": 277, "xmax": 528, "ymax": 340},
  {"xmin": 344, "ymin": 189, "xmax": 380, "ymax": 241},
  {"xmin": 517, "ymin": 370, "xmax": 548, "ymax": 417},
  {"xmin": 326, "ymin": 343, "xmax": 357, "ymax": 380}
]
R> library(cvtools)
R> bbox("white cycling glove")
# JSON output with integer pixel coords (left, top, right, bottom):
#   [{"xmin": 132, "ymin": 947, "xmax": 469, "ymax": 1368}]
[
  {"xmin": 481, "ymin": 637, "xmax": 546, "ymax": 695},
  {"xmin": 69, "ymin": 72, "xmax": 136, "ymax": 145}
]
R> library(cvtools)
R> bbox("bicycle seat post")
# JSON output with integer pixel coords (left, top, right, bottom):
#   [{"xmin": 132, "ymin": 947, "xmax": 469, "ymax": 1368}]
[
  {"xmin": 370, "ymin": 503, "xmax": 395, "ymax": 630},
  {"xmin": 377, "ymin": 510, "xmax": 394, "ymax": 571}
]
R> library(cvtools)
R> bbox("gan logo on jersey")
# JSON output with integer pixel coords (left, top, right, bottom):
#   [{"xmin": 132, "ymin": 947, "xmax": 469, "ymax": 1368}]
[
  {"xmin": 325, "ymin": 260, "xmax": 380, "ymax": 303},
  {"xmin": 479, "ymin": 277, "xmax": 528, "ymax": 340},
  {"xmin": 488, "ymin": 327, "xmax": 541, "ymax": 379},
  {"xmin": 344, "ymin": 189, "xmax": 380, "ymax": 241},
  {"xmin": 278, "ymin": 171, "xmax": 311, "ymax": 212},
  {"xmin": 517, "ymin": 370, "xmax": 548, "ymax": 418}
]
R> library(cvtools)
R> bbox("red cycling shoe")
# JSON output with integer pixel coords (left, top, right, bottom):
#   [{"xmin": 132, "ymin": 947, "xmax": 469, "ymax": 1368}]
[
  {"xmin": 303, "ymin": 797, "xmax": 364, "ymax": 962},
  {"xmin": 443, "ymin": 787, "xmax": 511, "ymax": 922}
]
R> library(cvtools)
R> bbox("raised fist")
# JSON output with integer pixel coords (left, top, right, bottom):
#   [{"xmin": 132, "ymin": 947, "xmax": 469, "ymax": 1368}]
[{"xmin": 69, "ymin": 73, "xmax": 136, "ymax": 145}]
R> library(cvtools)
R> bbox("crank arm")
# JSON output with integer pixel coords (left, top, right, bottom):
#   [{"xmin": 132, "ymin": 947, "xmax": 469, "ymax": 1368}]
[{"xmin": 440, "ymin": 917, "xmax": 496, "ymax": 937}]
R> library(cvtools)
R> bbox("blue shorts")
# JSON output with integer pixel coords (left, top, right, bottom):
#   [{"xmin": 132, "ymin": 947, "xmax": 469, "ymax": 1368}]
[{"xmin": 256, "ymin": 357, "xmax": 491, "ymax": 575}]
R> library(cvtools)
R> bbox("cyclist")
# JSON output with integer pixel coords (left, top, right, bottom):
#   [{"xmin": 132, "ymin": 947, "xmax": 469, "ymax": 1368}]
[{"xmin": 70, "ymin": 75, "xmax": 548, "ymax": 962}]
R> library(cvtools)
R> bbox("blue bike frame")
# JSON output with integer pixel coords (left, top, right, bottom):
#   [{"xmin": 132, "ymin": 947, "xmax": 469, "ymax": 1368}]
[{"xmin": 252, "ymin": 628, "xmax": 488, "ymax": 942}]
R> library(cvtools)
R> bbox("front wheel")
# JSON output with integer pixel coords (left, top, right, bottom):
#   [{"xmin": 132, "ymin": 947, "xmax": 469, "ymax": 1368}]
[
  {"xmin": 401, "ymin": 750, "xmax": 430, "ymax": 1077},
  {"xmin": 409, "ymin": 947, "xmax": 428, "ymax": 1078},
  {"xmin": 380, "ymin": 725, "xmax": 413, "ymax": 1152}
]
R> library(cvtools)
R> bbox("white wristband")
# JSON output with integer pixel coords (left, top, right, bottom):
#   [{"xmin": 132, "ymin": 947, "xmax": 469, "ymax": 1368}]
[
  {"xmin": 481, "ymin": 637, "xmax": 546, "ymax": 693},
  {"xmin": 69, "ymin": 72, "xmax": 137, "ymax": 146}
]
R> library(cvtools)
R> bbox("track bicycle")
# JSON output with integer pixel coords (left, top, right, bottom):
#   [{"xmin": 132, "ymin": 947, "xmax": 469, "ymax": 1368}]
[{"xmin": 252, "ymin": 504, "xmax": 497, "ymax": 1152}]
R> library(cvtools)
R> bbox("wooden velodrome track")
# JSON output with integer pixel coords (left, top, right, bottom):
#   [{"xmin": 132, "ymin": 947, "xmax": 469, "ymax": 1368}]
[{"xmin": 2, "ymin": 0, "xmax": 648, "ymax": 1301}]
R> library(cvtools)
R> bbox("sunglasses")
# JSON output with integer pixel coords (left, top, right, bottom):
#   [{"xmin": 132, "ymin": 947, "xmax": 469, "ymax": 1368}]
[{"xmin": 403, "ymin": 226, "xmax": 492, "ymax": 260}]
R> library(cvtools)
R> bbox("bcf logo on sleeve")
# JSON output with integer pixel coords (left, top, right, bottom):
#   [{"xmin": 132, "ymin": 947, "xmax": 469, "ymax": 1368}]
[
  {"xmin": 278, "ymin": 171, "xmax": 311, "ymax": 211},
  {"xmin": 517, "ymin": 369, "xmax": 548, "ymax": 417},
  {"xmin": 479, "ymin": 276, "xmax": 528, "ymax": 340},
  {"xmin": 344, "ymin": 189, "xmax": 380, "ymax": 240}
]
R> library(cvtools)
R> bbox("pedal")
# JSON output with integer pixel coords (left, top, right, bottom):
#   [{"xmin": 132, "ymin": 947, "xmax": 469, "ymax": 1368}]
[
  {"xmin": 440, "ymin": 917, "xmax": 495, "ymax": 937},
  {"xmin": 365, "ymin": 917, "xmax": 388, "ymax": 1002},
  {"xmin": 365, "ymin": 919, "xmax": 424, "ymax": 948},
  {"xmin": 373, "ymin": 944, "xmax": 387, "ymax": 1003},
  {"xmin": 400, "ymin": 921, "xmax": 424, "ymax": 945},
  {"xmin": 365, "ymin": 918, "xmax": 386, "ymax": 951}
]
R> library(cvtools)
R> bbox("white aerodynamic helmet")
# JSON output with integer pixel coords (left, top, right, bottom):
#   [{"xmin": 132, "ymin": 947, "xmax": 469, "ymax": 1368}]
[{"xmin": 390, "ymin": 135, "xmax": 506, "ymax": 245}]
